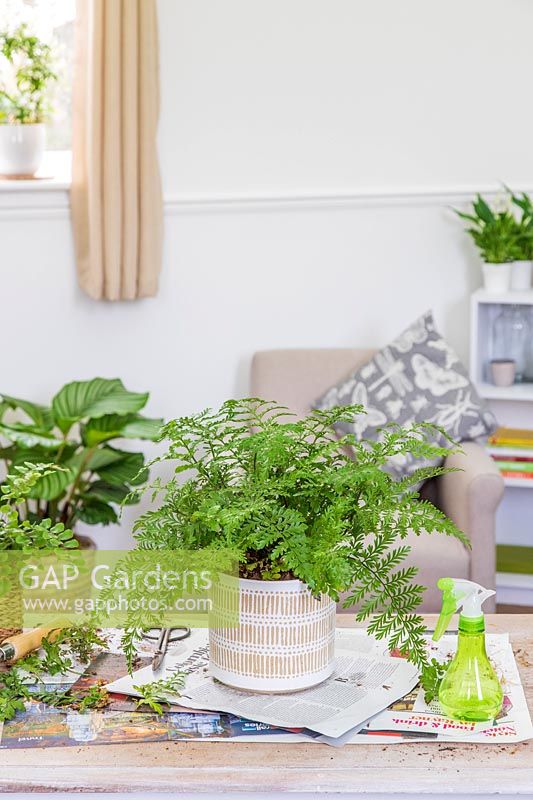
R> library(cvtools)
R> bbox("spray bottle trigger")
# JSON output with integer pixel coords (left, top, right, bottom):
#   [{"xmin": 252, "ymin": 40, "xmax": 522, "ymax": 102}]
[
  {"xmin": 432, "ymin": 610, "xmax": 453, "ymax": 642},
  {"xmin": 478, "ymin": 588, "xmax": 496, "ymax": 607},
  {"xmin": 432, "ymin": 578, "xmax": 457, "ymax": 642},
  {"xmin": 433, "ymin": 577, "xmax": 459, "ymax": 642}
]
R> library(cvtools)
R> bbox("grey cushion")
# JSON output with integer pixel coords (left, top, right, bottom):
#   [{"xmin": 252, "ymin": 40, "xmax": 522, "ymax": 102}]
[{"xmin": 314, "ymin": 311, "xmax": 497, "ymax": 480}]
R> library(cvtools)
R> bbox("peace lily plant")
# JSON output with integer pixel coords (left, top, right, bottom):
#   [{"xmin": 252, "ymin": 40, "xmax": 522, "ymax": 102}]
[
  {"xmin": 507, "ymin": 188, "xmax": 533, "ymax": 290},
  {"xmin": 455, "ymin": 189, "xmax": 533, "ymax": 293},
  {"xmin": 132, "ymin": 399, "xmax": 468, "ymax": 691}
]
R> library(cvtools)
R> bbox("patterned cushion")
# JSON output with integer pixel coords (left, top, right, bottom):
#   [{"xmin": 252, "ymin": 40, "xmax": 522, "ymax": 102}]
[{"xmin": 314, "ymin": 311, "xmax": 497, "ymax": 480}]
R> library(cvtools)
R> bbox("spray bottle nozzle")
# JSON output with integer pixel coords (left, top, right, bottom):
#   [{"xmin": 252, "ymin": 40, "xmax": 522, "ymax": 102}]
[{"xmin": 433, "ymin": 578, "xmax": 495, "ymax": 642}]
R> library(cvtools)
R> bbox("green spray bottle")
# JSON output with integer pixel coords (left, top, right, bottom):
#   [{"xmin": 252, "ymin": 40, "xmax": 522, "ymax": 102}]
[{"xmin": 433, "ymin": 577, "xmax": 503, "ymax": 722}]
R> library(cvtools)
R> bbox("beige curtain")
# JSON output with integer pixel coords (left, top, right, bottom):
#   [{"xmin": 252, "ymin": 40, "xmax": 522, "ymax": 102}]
[{"xmin": 71, "ymin": 0, "xmax": 163, "ymax": 301}]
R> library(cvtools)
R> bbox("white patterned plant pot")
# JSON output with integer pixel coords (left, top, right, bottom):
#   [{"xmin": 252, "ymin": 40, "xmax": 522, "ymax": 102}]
[{"xmin": 209, "ymin": 576, "xmax": 336, "ymax": 693}]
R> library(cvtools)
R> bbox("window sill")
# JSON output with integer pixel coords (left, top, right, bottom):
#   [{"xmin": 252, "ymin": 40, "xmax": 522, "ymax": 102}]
[{"xmin": 0, "ymin": 151, "xmax": 71, "ymax": 217}]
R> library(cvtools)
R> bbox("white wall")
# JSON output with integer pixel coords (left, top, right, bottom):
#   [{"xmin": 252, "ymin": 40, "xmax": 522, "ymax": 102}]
[
  {"xmin": 158, "ymin": 0, "xmax": 533, "ymax": 195},
  {"xmin": 1, "ymin": 0, "xmax": 533, "ymax": 549}
]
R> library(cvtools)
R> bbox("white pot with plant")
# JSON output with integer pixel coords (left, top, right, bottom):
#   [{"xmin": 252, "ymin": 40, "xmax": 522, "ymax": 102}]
[
  {"xmin": 455, "ymin": 193, "xmax": 519, "ymax": 294},
  {"xmin": 482, "ymin": 262, "xmax": 512, "ymax": 293},
  {"xmin": 0, "ymin": 25, "xmax": 56, "ymax": 178},
  {"xmin": 131, "ymin": 400, "xmax": 467, "ymax": 693},
  {"xmin": 507, "ymin": 188, "xmax": 533, "ymax": 291},
  {"xmin": 510, "ymin": 260, "xmax": 532, "ymax": 291},
  {"xmin": 510, "ymin": 261, "xmax": 532, "ymax": 291}
]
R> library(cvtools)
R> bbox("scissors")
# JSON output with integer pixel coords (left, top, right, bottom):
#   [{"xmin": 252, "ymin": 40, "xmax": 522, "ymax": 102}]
[{"xmin": 143, "ymin": 627, "xmax": 191, "ymax": 671}]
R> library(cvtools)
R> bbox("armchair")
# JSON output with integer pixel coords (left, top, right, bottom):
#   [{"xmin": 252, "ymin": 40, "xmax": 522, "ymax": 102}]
[{"xmin": 251, "ymin": 348, "xmax": 504, "ymax": 612}]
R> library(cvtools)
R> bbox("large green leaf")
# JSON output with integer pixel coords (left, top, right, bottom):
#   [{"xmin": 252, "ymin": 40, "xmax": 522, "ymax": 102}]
[
  {"xmin": 85, "ymin": 447, "xmax": 127, "ymax": 471},
  {"xmin": 0, "ymin": 445, "xmax": 62, "ymax": 467},
  {"xmin": 83, "ymin": 480, "xmax": 130, "ymax": 504},
  {"xmin": 52, "ymin": 378, "xmax": 149, "ymax": 433},
  {"xmin": 0, "ymin": 394, "xmax": 54, "ymax": 431},
  {"xmin": 473, "ymin": 195, "xmax": 494, "ymax": 224},
  {"xmin": 128, "ymin": 466, "xmax": 149, "ymax": 487},
  {"xmin": 94, "ymin": 449, "xmax": 146, "ymax": 486},
  {"xmin": 81, "ymin": 414, "xmax": 163, "ymax": 447},
  {"xmin": 30, "ymin": 446, "xmax": 133, "ymax": 502},
  {"xmin": 120, "ymin": 416, "xmax": 163, "ymax": 440},
  {"xmin": 0, "ymin": 423, "xmax": 63, "ymax": 450},
  {"xmin": 27, "ymin": 464, "xmax": 75, "ymax": 501},
  {"xmin": 77, "ymin": 499, "xmax": 118, "ymax": 526},
  {"xmin": 0, "ymin": 445, "xmax": 72, "ymax": 502},
  {"xmin": 0, "ymin": 445, "xmax": 16, "ymax": 460}
]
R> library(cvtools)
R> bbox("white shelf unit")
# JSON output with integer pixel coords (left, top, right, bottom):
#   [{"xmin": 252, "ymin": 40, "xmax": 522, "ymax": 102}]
[
  {"xmin": 470, "ymin": 288, "xmax": 533, "ymax": 400},
  {"xmin": 496, "ymin": 572, "xmax": 533, "ymax": 606},
  {"xmin": 476, "ymin": 382, "xmax": 533, "ymax": 401},
  {"xmin": 503, "ymin": 476, "xmax": 533, "ymax": 489},
  {"xmin": 470, "ymin": 288, "xmax": 533, "ymax": 605}
]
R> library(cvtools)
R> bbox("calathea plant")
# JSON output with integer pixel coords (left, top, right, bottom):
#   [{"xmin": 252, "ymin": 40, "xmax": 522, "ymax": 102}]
[
  {"xmin": 0, "ymin": 379, "xmax": 162, "ymax": 534},
  {"xmin": 132, "ymin": 399, "xmax": 469, "ymax": 669}
]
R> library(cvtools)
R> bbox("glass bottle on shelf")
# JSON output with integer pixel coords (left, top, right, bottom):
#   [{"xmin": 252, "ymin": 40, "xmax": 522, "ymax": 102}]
[{"xmin": 492, "ymin": 305, "xmax": 531, "ymax": 383}]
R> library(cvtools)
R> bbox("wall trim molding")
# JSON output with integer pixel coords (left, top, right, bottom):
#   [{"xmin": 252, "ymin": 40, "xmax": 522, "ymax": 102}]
[
  {"xmin": 164, "ymin": 184, "xmax": 533, "ymax": 214},
  {"xmin": 1, "ymin": 182, "xmax": 533, "ymax": 219}
]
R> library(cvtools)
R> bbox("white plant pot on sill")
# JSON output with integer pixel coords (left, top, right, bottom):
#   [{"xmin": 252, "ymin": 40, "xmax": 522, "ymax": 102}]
[
  {"xmin": 0, "ymin": 123, "xmax": 45, "ymax": 178},
  {"xmin": 209, "ymin": 575, "xmax": 336, "ymax": 693},
  {"xmin": 482, "ymin": 262, "xmax": 512, "ymax": 294},
  {"xmin": 510, "ymin": 260, "xmax": 532, "ymax": 291}
]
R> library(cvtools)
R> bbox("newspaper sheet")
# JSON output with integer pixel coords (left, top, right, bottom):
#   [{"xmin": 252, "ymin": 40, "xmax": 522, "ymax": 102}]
[
  {"xmin": 105, "ymin": 628, "xmax": 533, "ymax": 745},
  {"xmin": 106, "ymin": 629, "xmax": 419, "ymax": 738},
  {"xmin": 180, "ymin": 648, "xmax": 419, "ymax": 737}
]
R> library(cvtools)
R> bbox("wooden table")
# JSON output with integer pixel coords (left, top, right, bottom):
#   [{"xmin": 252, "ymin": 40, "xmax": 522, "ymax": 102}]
[{"xmin": 0, "ymin": 614, "xmax": 531, "ymax": 797}]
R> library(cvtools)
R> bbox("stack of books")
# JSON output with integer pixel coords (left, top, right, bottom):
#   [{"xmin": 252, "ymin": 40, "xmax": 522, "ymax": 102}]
[{"xmin": 487, "ymin": 427, "xmax": 533, "ymax": 481}]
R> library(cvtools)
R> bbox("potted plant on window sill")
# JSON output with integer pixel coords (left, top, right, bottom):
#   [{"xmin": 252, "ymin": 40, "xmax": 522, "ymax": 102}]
[
  {"xmin": 0, "ymin": 378, "xmax": 163, "ymax": 549},
  {"xmin": 455, "ymin": 193, "xmax": 521, "ymax": 294},
  {"xmin": 0, "ymin": 24, "xmax": 57, "ymax": 178},
  {"xmin": 132, "ymin": 399, "xmax": 468, "ymax": 693}
]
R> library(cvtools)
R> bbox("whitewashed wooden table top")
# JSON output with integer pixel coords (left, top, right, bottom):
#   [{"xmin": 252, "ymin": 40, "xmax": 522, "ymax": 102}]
[{"xmin": 0, "ymin": 614, "xmax": 531, "ymax": 796}]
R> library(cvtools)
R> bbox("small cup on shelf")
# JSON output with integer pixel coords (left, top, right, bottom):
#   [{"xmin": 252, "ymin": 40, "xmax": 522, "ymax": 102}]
[{"xmin": 490, "ymin": 359, "xmax": 516, "ymax": 387}]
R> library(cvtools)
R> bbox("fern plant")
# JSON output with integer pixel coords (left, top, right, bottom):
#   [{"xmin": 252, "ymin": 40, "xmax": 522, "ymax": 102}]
[
  {"xmin": 0, "ymin": 463, "xmax": 77, "ymax": 551},
  {"xmin": 0, "ymin": 462, "xmax": 78, "ymax": 633},
  {"xmin": 133, "ymin": 399, "xmax": 469, "ymax": 669}
]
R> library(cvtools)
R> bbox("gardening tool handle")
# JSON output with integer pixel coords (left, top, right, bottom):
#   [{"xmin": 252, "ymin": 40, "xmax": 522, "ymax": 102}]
[{"xmin": 0, "ymin": 626, "xmax": 62, "ymax": 663}]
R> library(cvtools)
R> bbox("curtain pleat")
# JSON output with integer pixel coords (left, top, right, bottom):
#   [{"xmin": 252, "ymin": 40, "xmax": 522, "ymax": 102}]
[{"xmin": 71, "ymin": 0, "xmax": 163, "ymax": 301}]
